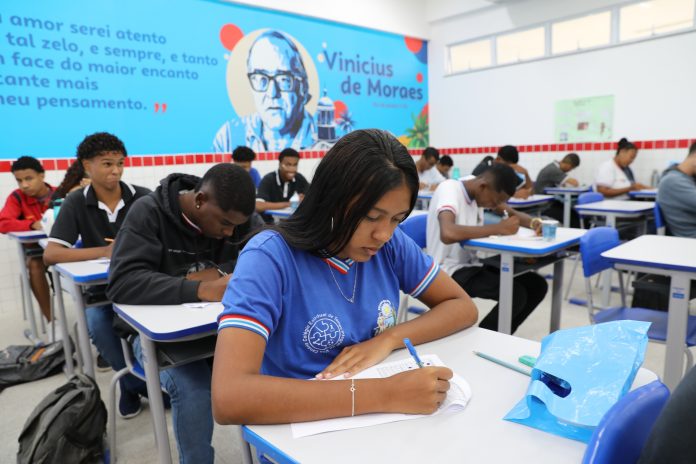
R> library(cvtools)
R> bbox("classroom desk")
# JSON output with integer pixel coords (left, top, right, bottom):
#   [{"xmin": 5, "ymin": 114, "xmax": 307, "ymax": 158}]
[
  {"xmin": 602, "ymin": 235, "xmax": 696, "ymax": 390},
  {"xmin": 629, "ymin": 189, "xmax": 657, "ymax": 200},
  {"xmin": 113, "ymin": 302, "xmax": 224, "ymax": 464},
  {"xmin": 507, "ymin": 194, "xmax": 554, "ymax": 217},
  {"xmin": 242, "ymin": 327, "xmax": 657, "ymax": 464},
  {"xmin": 574, "ymin": 200, "xmax": 655, "ymax": 307},
  {"xmin": 417, "ymin": 190, "xmax": 434, "ymax": 210},
  {"xmin": 267, "ymin": 207, "xmax": 293, "ymax": 220},
  {"xmin": 543, "ymin": 186, "xmax": 591, "ymax": 227},
  {"xmin": 461, "ymin": 228, "xmax": 586, "ymax": 335},
  {"xmin": 54, "ymin": 259, "xmax": 109, "ymax": 379}
]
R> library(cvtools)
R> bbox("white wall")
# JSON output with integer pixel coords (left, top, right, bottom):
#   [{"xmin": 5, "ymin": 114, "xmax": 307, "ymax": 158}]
[{"xmin": 227, "ymin": 0, "xmax": 429, "ymax": 38}]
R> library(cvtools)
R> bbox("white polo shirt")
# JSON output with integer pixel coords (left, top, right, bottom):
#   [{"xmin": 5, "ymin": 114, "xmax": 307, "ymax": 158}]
[
  {"xmin": 426, "ymin": 179, "xmax": 484, "ymax": 276},
  {"xmin": 595, "ymin": 159, "xmax": 631, "ymax": 199},
  {"xmin": 419, "ymin": 166, "xmax": 445, "ymax": 187}
]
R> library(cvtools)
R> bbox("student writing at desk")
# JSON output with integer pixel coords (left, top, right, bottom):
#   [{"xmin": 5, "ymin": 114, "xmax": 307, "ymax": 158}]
[
  {"xmin": 212, "ymin": 130, "xmax": 478, "ymax": 429},
  {"xmin": 0, "ymin": 156, "xmax": 55, "ymax": 327},
  {"xmin": 43, "ymin": 132, "xmax": 151, "ymax": 418},
  {"xmin": 255, "ymin": 148, "xmax": 309, "ymax": 223},
  {"xmin": 107, "ymin": 164, "xmax": 258, "ymax": 464},
  {"xmin": 416, "ymin": 146, "xmax": 445, "ymax": 190},
  {"xmin": 425, "ymin": 164, "xmax": 547, "ymax": 334},
  {"xmin": 595, "ymin": 137, "xmax": 651, "ymax": 199},
  {"xmin": 534, "ymin": 153, "xmax": 581, "ymax": 227}
]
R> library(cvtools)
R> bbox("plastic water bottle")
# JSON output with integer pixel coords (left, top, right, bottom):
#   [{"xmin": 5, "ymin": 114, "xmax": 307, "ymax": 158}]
[
  {"xmin": 452, "ymin": 167, "xmax": 461, "ymax": 180},
  {"xmin": 289, "ymin": 192, "xmax": 300, "ymax": 211}
]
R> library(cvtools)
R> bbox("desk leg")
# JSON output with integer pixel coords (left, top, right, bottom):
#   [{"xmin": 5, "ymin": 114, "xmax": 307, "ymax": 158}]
[
  {"xmin": 498, "ymin": 253, "xmax": 514, "ymax": 334},
  {"xmin": 140, "ymin": 334, "xmax": 173, "ymax": 464},
  {"xmin": 549, "ymin": 259, "xmax": 564, "ymax": 332},
  {"xmin": 238, "ymin": 427, "xmax": 253, "ymax": 464},
  {"xmin": 67, "ymin": 281, "xmax": 95, "ymax": 379},
  {"xmin": 663, "ymin": 273, "xmax": 690, "ymax": 390},
  {"xmin": 600, "ymin": 215, "xmax": 617, "ymax": 308},
  {"xmin": 51, "ymin": 268, "xmax": 74, "ymax": 377},
  {"xmin": 15, "ymin": 242, "xmax": 39, "ymax": 338},
  {"xmin": 562, "ymin": 193, "xmax": 571, "ymax": 228}
]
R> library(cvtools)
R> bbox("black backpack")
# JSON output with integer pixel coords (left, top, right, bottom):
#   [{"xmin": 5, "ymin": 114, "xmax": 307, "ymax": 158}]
[
  {"xmin": 0, "ymin": 342, "xmax": 66, "ymax": 393},
  {"xmin": 17, "ymin": 374, "xmax": 107, "ymax": 464}
]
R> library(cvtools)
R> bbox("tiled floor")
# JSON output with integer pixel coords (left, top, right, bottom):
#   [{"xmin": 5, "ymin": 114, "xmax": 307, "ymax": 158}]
[{"xmin": 0, "ymin": 258, "xmax": 690, "ymax": 463}]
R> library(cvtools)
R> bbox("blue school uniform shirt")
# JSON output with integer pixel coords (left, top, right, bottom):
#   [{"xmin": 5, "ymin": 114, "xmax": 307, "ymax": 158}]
[{"xmin": 218, "ymin": 228, "xmax": 439, "ymax": 379}]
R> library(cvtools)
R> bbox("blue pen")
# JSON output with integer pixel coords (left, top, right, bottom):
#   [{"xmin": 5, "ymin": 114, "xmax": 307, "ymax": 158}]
[{"xmin": 403, "ymin": 338, "xmax": 424, "ymax": 368}]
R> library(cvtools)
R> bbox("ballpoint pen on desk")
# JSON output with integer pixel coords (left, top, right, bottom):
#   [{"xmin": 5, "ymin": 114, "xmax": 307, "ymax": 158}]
[
  {"xmin": 502, "ymin": 210, "xmax": 509, "ymax": 220},
  {"xmin": 212, "ymin": 263, "xmax": 228, "ymax": 277},
  {"xmin": 473, "ymin": 350, "xmax": 531, "ymax": 376},
  {"xmin": 403, "ymin": 338, "xmax": 424, "ymax": 368}
]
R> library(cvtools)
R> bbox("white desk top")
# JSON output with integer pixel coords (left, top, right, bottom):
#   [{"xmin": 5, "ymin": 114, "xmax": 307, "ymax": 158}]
[
  {"xmin": 417, "ymin": 190, "xmax": 434, "ymax": 199},
  {"xmin": 601, "ymin": 235, "xmax": 696, "ymax": 274},
  {"xmin": 544, "ymin": 186, "xmax": 591, "ymax": 194},
  {"xmin": 7, "ymin": 230, "xmax": 46, "ymax": 242},
  {"xmin": 267, "ymin": 208, "xmax": 293, "ymax": 218},
  {"xmin": 628, "ymin": 189, "xmax": 657, "ymax": 198},
  {"xmin": 574, "ymin": 200, "xmax": 655, "ymax": 214},
  {"xmin": 507, "ymin": 194, "xmax": 554, "ymax": 206},
  {"xmin": 113, "ymin": 302, "xmax": 223, "ymax": 341},
  {"xmin": 245, "ymin": 328, "xmax": 656, "ymax": 464},
  {"xmin": 462, "ymin": 227, "xmax": 586, "ymax": 255},
  {"xmin": 55, "ymin": 259, "xmax": 109, "ymax": 283}
]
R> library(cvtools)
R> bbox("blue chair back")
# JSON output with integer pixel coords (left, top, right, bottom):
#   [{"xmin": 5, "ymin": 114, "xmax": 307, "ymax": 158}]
[
  {"xmin": 578, "ymin": 192, "xmax": 604, "ymax": 205},
  {"xmin": 582, "ymin": 380, "xmax": 670, "ymax": 464},
  {"xmin": 579, "ymin": 227, "xmax": 620, "ymax": 277},
  {"xmin": 399, "ymin": 214, "xmax": 427, "ymax": 248},
  {"xmin": 654, "ymin": 203, "xmax": 665, "ymax": 236}
]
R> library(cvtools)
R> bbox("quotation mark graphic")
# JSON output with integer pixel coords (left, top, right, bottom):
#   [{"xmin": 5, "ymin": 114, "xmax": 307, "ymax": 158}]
[{"xmin": 154, "ymin": 103, "xmax": 168, "ymax": 113}]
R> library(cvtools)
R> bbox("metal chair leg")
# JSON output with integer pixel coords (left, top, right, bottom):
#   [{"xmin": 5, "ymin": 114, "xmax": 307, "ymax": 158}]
[{"xmin": 108, "ymin": 367, "xmax": 132, "ymax": 463}]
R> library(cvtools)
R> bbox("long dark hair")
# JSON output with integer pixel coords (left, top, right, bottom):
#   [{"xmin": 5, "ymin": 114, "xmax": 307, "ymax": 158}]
[
  {"xmin": 52, "ymin": 160, "xmax": 86, "ymax": 200},
  {"xmin": 274, "ymin": 129, "xmax": 419, "ymax": 257}
]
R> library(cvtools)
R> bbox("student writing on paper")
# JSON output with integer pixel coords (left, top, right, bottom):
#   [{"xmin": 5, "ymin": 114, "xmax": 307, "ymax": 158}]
[
  {"xmin": 472, "ymin": 145, "xmax": 534, "ymax": 199},
  {"xmin": 212, "ymin": 129, "xmax": 478, "ymax": 426},
  {"xmin": 425, "ymin": 164, "xmax": 548, "ymax": 334},
  {"xmin": 534, "ymin": 153, "xmax": 581, "ymax": 227},
  {"xmin": 416, "ymin": 146, "xmax": 445, "ymax": 191},
  {"xmin": 43, "ymin": 133, "xmax": 151, "ymax": 418},
  {"xmin": 255, "ymin": 148, "xmax": 309, "ymax": 223},
  {"xmin": 594, "ymin": 137, "xmax": 650, "ymax": 199},
  {"xmin": 107, "ymin": 164, "xmax": 259, "ymax": 464}
]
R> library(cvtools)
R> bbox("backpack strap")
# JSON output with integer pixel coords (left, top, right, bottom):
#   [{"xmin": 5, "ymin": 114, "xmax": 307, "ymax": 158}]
[{"xmin": 12, "ymin": 191, "xmax": 22, "ymax": 204}]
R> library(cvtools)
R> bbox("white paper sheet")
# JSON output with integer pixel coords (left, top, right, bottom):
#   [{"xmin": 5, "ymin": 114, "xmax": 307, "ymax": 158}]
[{"xmin": 290, "ymin": 354, "xmax": 472, "ymax": 438}]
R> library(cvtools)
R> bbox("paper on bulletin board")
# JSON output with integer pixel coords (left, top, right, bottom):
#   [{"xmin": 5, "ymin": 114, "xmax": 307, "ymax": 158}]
[{"xmin": 554, "ymin": 95, "xmax": 614, "ymax": 142}]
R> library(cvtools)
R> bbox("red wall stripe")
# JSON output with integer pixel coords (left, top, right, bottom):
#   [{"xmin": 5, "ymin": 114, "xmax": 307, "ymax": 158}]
[{"xmin": 0, "ymin": 138, "xmax": 693, "ymax": 173}]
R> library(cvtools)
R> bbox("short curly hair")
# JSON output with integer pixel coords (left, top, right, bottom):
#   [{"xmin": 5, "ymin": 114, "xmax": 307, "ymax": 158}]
[
  {"xmin": 232, "ymin": 146, "xmax": 256, "ymax": 163},
  {"xmin": 196, "ymin": 163, "xmax": 256, "ymax": 215},
  {"xmin": 77, "ymin": 132, "xmax": 127, "ymax": 160}
]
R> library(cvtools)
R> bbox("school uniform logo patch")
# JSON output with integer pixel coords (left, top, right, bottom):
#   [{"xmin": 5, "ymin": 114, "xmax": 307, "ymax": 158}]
[
  {"xmin": 303, "ymin": 313, "xmax": 345, "ymax": 354},
  {"xmin": 373, "ymin": 299, "xmax": 397, "ymax": 336}
]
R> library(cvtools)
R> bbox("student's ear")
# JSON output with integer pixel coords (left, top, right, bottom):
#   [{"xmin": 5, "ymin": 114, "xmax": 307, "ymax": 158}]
[
  {"xmin": 194, "ymin": 191, "xmax": 209, "ymax": 209},
  {"xmin": 38, "ymin": 172, "xmax": 45, "ymax": 182}
]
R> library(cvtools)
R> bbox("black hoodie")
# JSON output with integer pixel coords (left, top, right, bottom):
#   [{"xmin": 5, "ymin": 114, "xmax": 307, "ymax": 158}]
[{"xmin": 106, "ymin": 173, "xmax": 256, "ymax": 305}]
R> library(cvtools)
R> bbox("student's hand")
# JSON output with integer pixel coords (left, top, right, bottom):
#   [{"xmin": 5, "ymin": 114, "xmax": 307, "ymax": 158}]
[
  {"xmin": 317, "ymin": 336, "xmax": 397, "ymax": 379},
  {"xmin": 631, "ymin": 182, "xmax": 651, "ymax": 190},
  {"xmin": 419, "ymin": 182, "xmax": 428, "ymax": 190},
  {"xmin": 31, "ymin": 221, "xmax": 42, "ymax": 231},
  {"xmin": 197, "ymin": 274, "xmax": 232, "ymax": 301},
  {"xmin": 495, "ymin": 216, "xmax": 520, "ymax": 236},
  {"xmin": 385, "ymin": 367, "xmax": 453, "ymax": 414},
  {"xmin": 511, "ymin": 164, "xmax": 528, "ymax": 175},
  {"xmin": 564, "ymin": 178, "xmax": 579, "ymax": 187},
  {"xmin": 187, "ymin": 268, "xmax": 223, "ymax": 282},
  {"xmin": 102, "ymin": 241, "xmax": 115, "ymax": 258},
  {"xmin": 298, "ymin": 193, "xmax": 305, "ymax": 201}
]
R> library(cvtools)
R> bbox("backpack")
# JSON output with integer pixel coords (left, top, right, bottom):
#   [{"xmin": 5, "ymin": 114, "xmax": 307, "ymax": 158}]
[
  {"xmin": 17, "ymin": 374, "xmax": 107, "ymax": 464},
  {"xmin": 0, "ymin": 342, "xmax": 66, "ymax": 393}
]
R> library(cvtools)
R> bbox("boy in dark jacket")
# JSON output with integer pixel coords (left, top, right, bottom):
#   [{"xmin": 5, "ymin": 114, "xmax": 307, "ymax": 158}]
[{"xmin": 107, "ymin": 163, "xmax": 257, "ymax": 463}]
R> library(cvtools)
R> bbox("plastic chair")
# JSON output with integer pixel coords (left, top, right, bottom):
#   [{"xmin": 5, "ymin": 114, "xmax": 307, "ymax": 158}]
[
  {"xmin": 582, "ymin": 380, "xmax": 670, "ymax": 464},
  {"xmin": 580, "ymin": 227, "xmax": 696, "ymax": 372},
  {"xmin": 565, "ymin": 192, "xmax": 605, "ymax": 301},
  {"xmin": 654, "ymin": 203, "xmax": 666, "ymax": 236},
  {"xmin": 397, "ymin": 214, "xmax": 428, "ymax": 323}
]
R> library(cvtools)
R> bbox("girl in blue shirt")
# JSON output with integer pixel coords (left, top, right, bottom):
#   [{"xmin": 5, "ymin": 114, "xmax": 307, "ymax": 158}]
[{"xmin": 213, "ymin": 129, "xmax": 478, "ymax": 424}]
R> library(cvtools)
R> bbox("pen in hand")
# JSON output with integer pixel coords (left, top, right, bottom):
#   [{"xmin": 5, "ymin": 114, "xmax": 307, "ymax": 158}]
[{"xmin": 404, "ymin": 338, "xmax": 424, "ymax": 368}]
